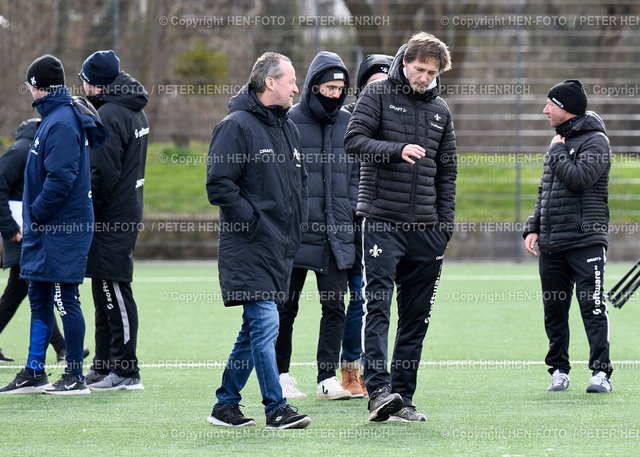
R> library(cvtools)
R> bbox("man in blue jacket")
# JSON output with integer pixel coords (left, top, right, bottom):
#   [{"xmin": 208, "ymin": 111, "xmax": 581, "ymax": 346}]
[
  {"xmin": 0, "ymin": 118, "xmax": 66, "ymax": 363},
  {"xmin": 206, "ymin": 52, "xmax": 311, "ymax": 429},
  {"xmin": 0, "ymin": 54, "xmax": 107, "ymax": 395}
]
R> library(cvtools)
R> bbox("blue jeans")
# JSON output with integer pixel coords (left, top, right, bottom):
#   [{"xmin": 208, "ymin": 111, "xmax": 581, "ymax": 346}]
[
  {"xmin": 215, "ymin": 300, "xmax": 285, "ymax": 417},
  {"xmin": 27, "ymin": 281, "xmax": 85, "ymax": 378},
  {"xmin": 341, "ymin": 273, "xmax": 363, "ymax": 362}
]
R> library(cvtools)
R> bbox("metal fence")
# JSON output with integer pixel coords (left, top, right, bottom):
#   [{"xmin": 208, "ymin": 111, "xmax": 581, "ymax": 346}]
[{"xmin": 1, "ymin": 0, "xmax": 639, "ymax": 259}]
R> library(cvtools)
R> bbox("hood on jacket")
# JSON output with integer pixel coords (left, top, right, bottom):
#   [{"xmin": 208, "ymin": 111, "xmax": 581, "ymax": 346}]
[
  {"xmin": 300, "ymin": 51, "xmax": 350, "ymax": 124},
  {"xmin": 227, "ymin": 83, "xmax": 290, "ymax": 126},
  {"xmin": 388, "ymin": 44, "xmax": 441, "ymax": 100},
  {"xmin": 88, "ymin": 71, "xmax": 148, "ymax": 111},
  {"xmin": 32, "ymin": 88, "xmax": 108, "ymax": 149},
  {"xmin": 14, "ymin": 118, "xmax": 40, "ymax": 142},
  {"xmin": 71, "ymin": 96, "xmax": 110, "ymax": 149},
  {"xmin": 355, "ymin": 54, "xmax": 394, "ymax": 98},
  {"xmin": 555, "ymin": 110, "xmax": 607, "ymax": 138}
]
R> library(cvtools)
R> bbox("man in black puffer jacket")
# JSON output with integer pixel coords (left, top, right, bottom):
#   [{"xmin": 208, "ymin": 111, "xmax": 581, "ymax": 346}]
[
  {"xmin": 79, "ymin": 50, "xmax": 148, "ymax": 391},
  {"xmin": 275, "ymin": 51, "xmax": 358, "ymax": 401},
  {"xmin": 345, "ymin": 32, "xmax": 457, "ymax": 422},
  {"xmin": 524, "ymin": 80, "xmax": 612, "ymax": 394}
]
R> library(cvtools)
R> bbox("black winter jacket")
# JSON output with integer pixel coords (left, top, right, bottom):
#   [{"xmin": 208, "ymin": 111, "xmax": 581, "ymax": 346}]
[
  {"xmin": 344, "ymin": 45, "xmax": 457, "ymax": 239},
  {"xmin": 207, "ymin": 85, "xmax": 308, "ymax": 306},
  {"xmin": 84, "ymin": 72, "xmax": 149, "ymax": 282},
  {"xmin": 523, "ymin": 112, "xmax": 610, "ymax": 253},
  {"xmin": 0, "ymin": 119, "xmax": 39, "ymax": 268},
  {"xmin": 289, "ymin": 51, "xmax": 358, "ymax": 273}
]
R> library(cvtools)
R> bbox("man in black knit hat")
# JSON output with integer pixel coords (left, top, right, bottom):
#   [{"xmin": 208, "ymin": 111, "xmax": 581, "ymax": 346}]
[
  {"xmin": 79, "ymin": 50, "xmax": 148, "ymax": 391},
  {"xmin": 524, "ymin": 79, "xmax": 612, "ymax": 393}
]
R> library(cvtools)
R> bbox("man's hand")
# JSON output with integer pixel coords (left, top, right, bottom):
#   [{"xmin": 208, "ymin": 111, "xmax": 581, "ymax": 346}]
[
  {"xmin": 524, "ymin": 232, "xmax": 539, "ymax": 257},
  {"xmin": 401, "ymin": 144, "xmax": 426, "ymax": 164},
  {"xmin": 551, "ymin": 134, "xmax": 565, "ymax": 145},
  {"xmin": 9, "ymin": 228, "xmax": 23, "ymax": 243}
]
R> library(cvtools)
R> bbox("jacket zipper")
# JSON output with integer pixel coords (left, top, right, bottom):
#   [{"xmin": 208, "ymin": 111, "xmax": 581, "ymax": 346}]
[
  {"xmin": 278, "ymin": 119, "xmax": 292, "ymax": 261},
  {"xmin": 407, "ymin": 98, "xmax": 419, "ymax": 223}
]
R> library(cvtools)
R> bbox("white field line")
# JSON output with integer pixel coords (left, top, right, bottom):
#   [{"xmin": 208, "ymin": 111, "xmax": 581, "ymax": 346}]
[
  {"xmin": 129, "ymin": 275, "xmax": 539, "ymax": 283},
  {"xmin": 0, "ymin": 275, "xmax": 540, "ymax": 286},
  {"xmin": 2, "ymin": 360, "xmax": 638, "ymax": 370}
]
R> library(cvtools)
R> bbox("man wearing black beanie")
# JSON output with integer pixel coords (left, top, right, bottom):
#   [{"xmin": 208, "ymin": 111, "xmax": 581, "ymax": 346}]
[
  {"xmin": 0, "ymin": 54, "xmax": 108, "ymax": 395},
  {"xmin": 275, "ymin": 51, "xmax": 358, "ymax": 402},
  {"xmin": 524, "ymin": 79, "xmax": 612, "ymax": 393},
  {"xmin": 79, "ymin": 50, "xmax": 149, "ymax": 392}
]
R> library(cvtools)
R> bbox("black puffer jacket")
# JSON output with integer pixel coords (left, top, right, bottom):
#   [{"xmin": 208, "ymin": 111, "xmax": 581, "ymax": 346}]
[
  {"xmin": 344, "ymin": 45, "xmax": 457, "ymax": 239},
  {"xmin": 0, "ymin": 119, "xmax": 39, "ymax": 268},
  {"xmin": 85, "ymin": 71, "xmax": 149, "ymax": 282},
  {"xmin": 523, "ymin": 112, "xmax": 610, "ymax": 253},
  {"xmin": 289, "ymin": 51, "xmax": 358, "ymax": 273},
  {"xmin": 207, "ymin": 84, "xmax": 308, "ymax": 306}
]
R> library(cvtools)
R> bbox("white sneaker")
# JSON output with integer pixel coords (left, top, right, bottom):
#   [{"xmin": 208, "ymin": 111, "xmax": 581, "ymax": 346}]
[
  {"xmin": 547, "ymin": 369, "xmax": 570, "ymax": 391},
  {"xmin": 317, "ymin": 376, "xmax": 352, "ymax": 400},
  {"xmin": 586, "ymin": 371, "xmax": 612, "ymax": 393},
  {"xmin": 279, "ymin": 372, "xmax": 307, "ymax": 400}
]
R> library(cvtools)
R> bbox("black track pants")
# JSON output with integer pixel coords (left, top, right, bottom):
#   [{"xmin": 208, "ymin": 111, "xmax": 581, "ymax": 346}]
[
  {"xmin": 361, "ymin": 218, "xmax": 448, "ymax": 404},
  {"xmin": 539, "ymin": 245, "xmax": 611, "ymax": 376}
]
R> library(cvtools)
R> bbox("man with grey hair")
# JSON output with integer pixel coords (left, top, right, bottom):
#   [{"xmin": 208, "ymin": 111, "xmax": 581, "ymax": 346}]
[{"xmin": 206, "ymin": 52, "xmax": 311, "ymax": 429}]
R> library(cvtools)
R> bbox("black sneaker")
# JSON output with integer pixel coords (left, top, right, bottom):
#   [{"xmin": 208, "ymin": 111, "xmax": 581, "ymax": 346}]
[
  {"xmin": 43, "ymin": 371, "xmax": 90, "ymax": 395},
  {"xmin": 207, "ymin": 404, "xmax": 256, "ymax": 427},
  {"xmin": 0, "ymin": 369, "xmax": 51, "ymax": 394},
  {"xmin": 0, "ymin": 347, "xmax": 14, "ymax": 362},
  {"xmin": 88, "ymin": 372, "xmax": 144, "ymax": 391},
  {"xmin": 368, "ymin": 387, "xmax": 403, "ymax": 422},
  {"xmin": 265, "ymin": 404, "xmax": 311, "ymax": 430},
  {"xmin": 84, "ymin": 369, "xmax": 107, "ymax": 386}
]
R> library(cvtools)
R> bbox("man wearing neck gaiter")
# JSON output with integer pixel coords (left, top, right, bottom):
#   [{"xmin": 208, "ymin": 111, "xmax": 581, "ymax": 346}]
[
  {"xmin": 524, "ymin": 79, "xmax": 612, "ymax": 394},
  {"xmin": 275, "ymin": 51, "xmax": 359, "ymax": 401}
]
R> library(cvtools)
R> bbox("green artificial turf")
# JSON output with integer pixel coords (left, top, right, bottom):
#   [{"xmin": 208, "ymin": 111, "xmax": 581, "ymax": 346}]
[{"xmin": 0, "ymin": 261, "xmax": 638, "ymax": 456}]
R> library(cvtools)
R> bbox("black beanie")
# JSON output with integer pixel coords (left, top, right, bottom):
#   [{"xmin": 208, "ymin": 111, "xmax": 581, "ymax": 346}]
[
  {"xmin": 360, "ymin": 64, "xmax": 391, "ymax": 90},
  {"xmin": 315, "ymin": 68, "xmax": 347, "ymax": 86},
  {"xmin": 80, "ymin": 50, "xmax": 120, "ymax": 86},
  {"xmin": 547, "ymin": 80, "xmax": 587, "ymax": 115},
  {"xmin": 26, "ymin": 54, "xmax": 65, "ymax": 91}
]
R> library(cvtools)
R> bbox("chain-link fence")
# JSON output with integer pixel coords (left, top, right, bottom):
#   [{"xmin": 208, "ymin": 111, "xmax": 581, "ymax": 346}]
[{"xmin": 1, "ymin": 0, "xmax": 639, "ymax": 258}]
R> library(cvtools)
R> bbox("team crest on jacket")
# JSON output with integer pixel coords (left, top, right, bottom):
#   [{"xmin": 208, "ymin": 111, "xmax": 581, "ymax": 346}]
[
  {"xmin": 293, "ymin": 148, "xmax": 301, "ymax": 167},
  {"xmin": 30, "ymin": 137, "xmax": 40, "ymax": 155},
  {"xmin": 370, "ymin": 244, "xmax": 382, "ymax": 257}
]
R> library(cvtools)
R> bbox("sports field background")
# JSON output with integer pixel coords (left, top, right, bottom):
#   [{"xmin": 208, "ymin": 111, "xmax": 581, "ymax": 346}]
[{"xmin": 1, "ymin": 261, "xmax": 639, "ymax": 456}]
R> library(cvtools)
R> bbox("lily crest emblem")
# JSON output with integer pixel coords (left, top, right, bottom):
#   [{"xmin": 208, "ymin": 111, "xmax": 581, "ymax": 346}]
[
  {"xmin": 293, "ymin": 148, "xmax": 301, "ymax": 167},
  {"xmin": 370, "ymin": 244, "xmax": 382, "ymax": 258}
]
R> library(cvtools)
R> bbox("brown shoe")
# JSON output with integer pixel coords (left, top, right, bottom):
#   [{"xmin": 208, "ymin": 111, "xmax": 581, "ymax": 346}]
[
  {"xmin": 341, "ymin": 365, "xmax": 364, "ymax": 398},
  {"xmin": 359, "ymin": 374, "xmax": 368, "ymax": 398}
]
